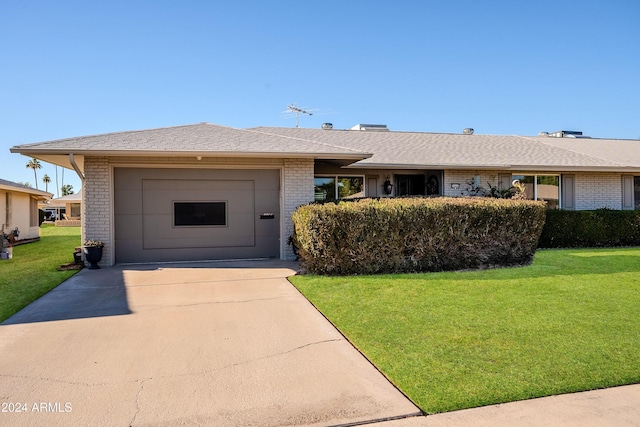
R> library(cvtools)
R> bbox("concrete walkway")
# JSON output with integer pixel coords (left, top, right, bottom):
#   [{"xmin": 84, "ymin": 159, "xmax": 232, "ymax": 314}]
[{"xmin": 0, "ymin": 260, "xmax": 420, "ymax": 426}]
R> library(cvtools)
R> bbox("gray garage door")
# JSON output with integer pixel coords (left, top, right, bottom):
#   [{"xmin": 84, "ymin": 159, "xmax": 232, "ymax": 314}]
[{"xmin": 114, "ymin": 168, "xmax": 280, "ymax": 263}]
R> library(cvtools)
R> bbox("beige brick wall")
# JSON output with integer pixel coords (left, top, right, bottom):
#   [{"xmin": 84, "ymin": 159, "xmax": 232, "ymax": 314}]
[{"xmin": 283, "ymin": 158, "xmax": 314, "ymax": 260}]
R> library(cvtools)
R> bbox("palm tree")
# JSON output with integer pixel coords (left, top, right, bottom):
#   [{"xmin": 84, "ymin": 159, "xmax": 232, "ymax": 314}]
[
  {"xmin": 61, "ymin": 184, "xmax": 74, "ymax": 196},
  {"xmin": 42, "ymin": 174, "xmax": 51, "ymax": 192},
  {"xmin": 26, "ymin": 158, "xmax": 42, "ymax": 189}
]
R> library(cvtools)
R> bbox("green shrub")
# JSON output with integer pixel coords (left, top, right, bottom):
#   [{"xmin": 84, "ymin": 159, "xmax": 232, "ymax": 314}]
[
  {"xmin": 292, "ymin": 197, "xmax": 546, "ymax": 275},
  {"xmin": 539, "ymin": 209, "xmax": 640, "ymax": 248}
]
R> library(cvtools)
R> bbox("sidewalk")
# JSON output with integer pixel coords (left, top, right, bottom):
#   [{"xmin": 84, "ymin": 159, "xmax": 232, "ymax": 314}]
[{"xmin": 370, "ymin": 384, "xmax": 640, "ymax": 427}]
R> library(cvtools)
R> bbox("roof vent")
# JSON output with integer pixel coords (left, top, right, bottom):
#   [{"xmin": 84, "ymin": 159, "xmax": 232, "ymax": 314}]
[
  {"xmin": 463, "ymin": 128, "xmax": 474, "ymax": 135},
  {"xmin": 350, "ymin": 124, "xmax": 389, "ymax": 131},
  {"xmin": 321, "ymin": 123, "xmax": 333, "ymax": 130},
  {"xmin": 548, "ymin": 130, "xmax": 584, "ymax": 138}
]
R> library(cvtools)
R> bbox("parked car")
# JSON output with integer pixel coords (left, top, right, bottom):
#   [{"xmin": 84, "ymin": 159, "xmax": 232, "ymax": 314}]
[{"xmin": 43, "ymin": 210, "xmax": 57, "ymax": 221}]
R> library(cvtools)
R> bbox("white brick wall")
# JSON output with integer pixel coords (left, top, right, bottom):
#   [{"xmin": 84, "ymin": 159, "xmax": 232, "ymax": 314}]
[
  {"xmin": 283, "ymin": 158, "xmax": 314, "ymax": 260},
  {"xmin": 83, "ymin": 157, "xmax": 111, "ymax": 266},
  {"xmin": 573, "ymin": 172, "xmax": 622, "ymax": 210}
]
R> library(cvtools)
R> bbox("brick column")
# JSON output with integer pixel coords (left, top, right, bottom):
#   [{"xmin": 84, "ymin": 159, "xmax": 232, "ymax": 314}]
[
  {"xmin": 83, "ymin": 157, "xmax": 111, "ymax": 266},
  {"xmin": 283, "ymin": 159, "xmax": 314, "ymax": 260}
]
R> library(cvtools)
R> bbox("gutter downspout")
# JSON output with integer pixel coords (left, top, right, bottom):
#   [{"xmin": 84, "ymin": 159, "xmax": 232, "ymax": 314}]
[{"xmin": 69, "ymin": 153, "xmax": 85, "ymax": 181}]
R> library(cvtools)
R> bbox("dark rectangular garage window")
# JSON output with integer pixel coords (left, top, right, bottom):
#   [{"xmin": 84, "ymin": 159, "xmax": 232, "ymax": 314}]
[{"xmin": 174, "ymin": 202, "xmax": 227, "ymax": 226}]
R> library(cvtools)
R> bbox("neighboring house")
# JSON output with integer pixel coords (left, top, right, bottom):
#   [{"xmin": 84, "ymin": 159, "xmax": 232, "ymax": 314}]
[
  {"xmin": 40, "ymin": 192, "xmax": 83, "ymax": 221},
  {"xmin": 10, "ymin": 123, "xmax": 640, "ymax": 266},
  {"xmin": 0, "ymin": 178, "xmax": 52, "ymax": 242}
]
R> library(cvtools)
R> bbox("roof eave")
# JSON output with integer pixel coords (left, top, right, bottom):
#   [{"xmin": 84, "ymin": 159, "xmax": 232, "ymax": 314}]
[
  {"xmin": 345, "ymin": 162, "xmax": 640, "ymax": 173},
  {"xmin": 0, "ymin": 184, "xmax": 52, "ymax": 198},
  {"xmin": 11, "ymin": 148, "xmax": 370, "ymax": 161}
]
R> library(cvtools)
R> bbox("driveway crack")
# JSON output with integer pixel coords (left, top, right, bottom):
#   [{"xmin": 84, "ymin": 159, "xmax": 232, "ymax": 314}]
[{"xmin": 129, "ymin": 379, "xmax": 146, "ymax": 426}]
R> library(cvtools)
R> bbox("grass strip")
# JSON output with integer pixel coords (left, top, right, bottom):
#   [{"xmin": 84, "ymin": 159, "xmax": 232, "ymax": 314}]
[{"xmin": 0, "ymin": 225, "xmax": 81, "ymax": 322}]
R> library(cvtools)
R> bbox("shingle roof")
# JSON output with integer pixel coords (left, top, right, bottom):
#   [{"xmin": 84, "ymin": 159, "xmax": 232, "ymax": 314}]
[
  {"xmin": 0, "ymin": 178, "xmax": 52, "ymax": 197},
  {"xmin": 10, "ymin": 122, "xmax": 640, "ymax": 173},
  {"xmin": 10, "ymin": 123, "xmax": 370, "ymax": 160},
  {"xmin": 252, "ymin": 127, "xmax": 640, "ymax": 172}
]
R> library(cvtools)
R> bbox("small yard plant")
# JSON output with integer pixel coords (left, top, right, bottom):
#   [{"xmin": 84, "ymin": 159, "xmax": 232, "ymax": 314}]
[
  {"xmin": 0, "ymin": 225, "xmax": 81, "ymax": 322},
  {"xmin": 290, "ymin": 247, "xmax": 640, "ymax": 414}
]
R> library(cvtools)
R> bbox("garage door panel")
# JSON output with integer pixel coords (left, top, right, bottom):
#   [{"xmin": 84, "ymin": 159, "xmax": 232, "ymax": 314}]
[
  {"xmin": 142, "ymin": 179, "xmax": 255, "ymax": 250},
  {"xmin": 143, "ymin": 214, "xmax": 255, "ymax": 249},
  {"xmin": 256, "ymin": 190, "xmax": 280, "ymax": 211},
  {"xmin": 115, "ymin": 214, "xmax": 143, "ymax": 240},
  {"xmin": 114, "ymin": 190, "xmax": 142, "ymax": 215},
  {"xmin": 115, "ymin": 168, "xmax": 279, "ymax": 263},
  {"xmin": 144, "ymin": 234, "xmax": 255, "ymax": 250},
  {"xmin": 143, "ymin": 179, "xmax": 253, "ymax": 192}
]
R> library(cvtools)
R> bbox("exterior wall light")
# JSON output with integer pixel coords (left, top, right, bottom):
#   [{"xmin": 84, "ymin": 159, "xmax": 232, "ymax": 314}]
[{"xmin": 384, "ymin": 176, "xmax": 393, "ymax": 195}]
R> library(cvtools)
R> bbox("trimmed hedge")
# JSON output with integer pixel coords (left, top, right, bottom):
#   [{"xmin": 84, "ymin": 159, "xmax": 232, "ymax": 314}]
[
  {"xmin": 539, "ymin": 209, "xmax": 640, "ymax": 248},
  {"xmin": 292, "ymin": 197, "xmax": 546, "ymax": 275}
]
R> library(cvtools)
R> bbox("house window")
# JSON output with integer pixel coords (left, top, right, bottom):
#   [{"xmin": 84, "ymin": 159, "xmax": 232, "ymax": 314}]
[
  {"xmin": 30, "ymin": 198, "xmax": 38, "ymax": 227},
  {"xmin": 512, "ymin": 175, "xmax": 560, "ymax": 209},
  {"xmin": 173, "ymin": 202, "xmax": 226, "ymax": 226},
  {"xmin": 70, "ymin": 203, "xmax": 81, "ymax": 218},
  {"xmin": 314, "ymin": 176, "xmax": 364, "ymax": 202},
  {"xmin": 5, "ymin": 193, "xmax": 11, "ymax": 226},
  {"xmin": 635, "ymin": 177, "xmax": 640, "ymax": 210}
]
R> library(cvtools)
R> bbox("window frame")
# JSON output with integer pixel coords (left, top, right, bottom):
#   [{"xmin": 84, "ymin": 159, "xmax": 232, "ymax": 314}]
[
  {"xmin": 314, "ymin": 175, "xmax": 365, "ymax": 202},
  {"xmin": 172, "ymin": 201, "xmax": 228, "ymax": 228},
  {"xmin": 30, "ymin": 197, "xmax": 38, "ymax": 227},
  {"xmin": 511, "ymin": 173, "xmax": 562, "ymax": 209}
]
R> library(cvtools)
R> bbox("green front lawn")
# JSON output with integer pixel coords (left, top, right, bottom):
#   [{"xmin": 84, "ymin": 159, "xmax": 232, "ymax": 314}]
[
  {"xmin": 290, "ymin": 247, "xmax": 640, "ymax": 414},
  {"xmin": 0, "ymin": 225, "xmax": 81, "ymax": 322}
]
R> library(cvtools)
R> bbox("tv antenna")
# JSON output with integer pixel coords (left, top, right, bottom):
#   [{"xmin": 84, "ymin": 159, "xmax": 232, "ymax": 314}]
[{"xmin": 284, "ymin": 104, "xmax": 313, "ymax": 128}]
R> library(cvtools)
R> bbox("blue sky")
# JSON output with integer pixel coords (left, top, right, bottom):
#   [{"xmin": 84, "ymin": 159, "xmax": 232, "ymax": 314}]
[{"xmin": 2, "ymin": 0, "xmax": 639, "ymax": 194}]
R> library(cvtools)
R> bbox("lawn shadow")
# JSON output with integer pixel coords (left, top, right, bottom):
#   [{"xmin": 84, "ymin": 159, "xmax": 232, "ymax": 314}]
[
  {"xmin": 1, "ymin": 266, "xmax": 132, "ymax": 325},
  {"xmin": 379, "ymin": 248, "xmax": 640, "ymax": 282}
]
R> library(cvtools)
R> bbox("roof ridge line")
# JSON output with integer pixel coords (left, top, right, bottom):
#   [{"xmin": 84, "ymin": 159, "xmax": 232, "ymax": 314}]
[{"xmin": 245, "ymin": 128, "xmax": 370, "ymax": 155}]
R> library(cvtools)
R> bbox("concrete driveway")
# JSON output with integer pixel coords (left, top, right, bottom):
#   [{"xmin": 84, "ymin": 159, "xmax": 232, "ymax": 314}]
[{"xmin": 0, "ymin": 260, "xmax": 420, "ymax": 426}]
